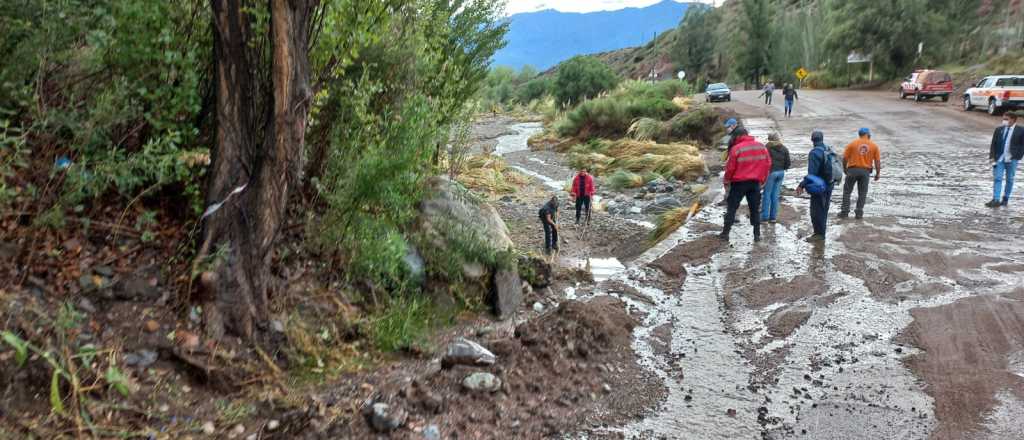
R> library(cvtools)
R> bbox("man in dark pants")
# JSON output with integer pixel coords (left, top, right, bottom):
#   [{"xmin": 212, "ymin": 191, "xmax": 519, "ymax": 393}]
[
  {"xmin": 570, "ymin": 167, "xmax": 595, "ymax": 225},
  {"xmin": 538, "ymin": 196, "xmax": 559, "ymax": 255},
  {"xmin": 797, "ymin": 131, "xmax": 834, "ymax": 241},
  {"xmin": 840, "ymin": 128, "xmax": 881, "ymax": 219},
  {"xmin": 720, "ymin": 128, "xmax": 771, "ymax": 242},
  {"xmin": 987, "ymin": 111, "xmax": 1024, "ymax": 207}
]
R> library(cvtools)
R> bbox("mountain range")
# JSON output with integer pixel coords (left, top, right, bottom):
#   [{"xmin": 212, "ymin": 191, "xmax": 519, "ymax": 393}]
[{"xmin": 492, "ymin": 0, "xmax": 695, "ymax": 71}]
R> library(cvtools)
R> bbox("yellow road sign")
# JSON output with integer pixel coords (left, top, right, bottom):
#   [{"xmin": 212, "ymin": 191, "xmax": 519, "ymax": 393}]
[{"xmin": 795, "ymin": 67, "xmax": 809, "ymax": 80}]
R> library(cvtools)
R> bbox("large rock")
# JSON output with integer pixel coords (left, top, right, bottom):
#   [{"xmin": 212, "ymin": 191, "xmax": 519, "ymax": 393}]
[
  {"xmin": 418, "ymin": 176, "xmax": 513, "ymax": 251},
  {"xmin": 490, "ymin": 269, "xmax": 523, "ymax": 319},
  {"xmin": 364, "ymin": 402, "xmax": 407, "ymax": 433},
  {"xmin": 442, "ymin": 337, "xmax": 496, "ymax": 368}
]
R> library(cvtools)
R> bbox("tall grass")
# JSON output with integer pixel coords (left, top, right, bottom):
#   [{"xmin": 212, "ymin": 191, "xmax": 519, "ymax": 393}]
[{"xmin": 607, "ymin": 170, "xmax": 645, "ymax": 189}]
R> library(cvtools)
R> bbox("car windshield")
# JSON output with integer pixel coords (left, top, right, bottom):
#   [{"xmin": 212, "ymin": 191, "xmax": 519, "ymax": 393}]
[{"xmin": 707, "ymin": 84, "xmax": 727, "ymax": 91}]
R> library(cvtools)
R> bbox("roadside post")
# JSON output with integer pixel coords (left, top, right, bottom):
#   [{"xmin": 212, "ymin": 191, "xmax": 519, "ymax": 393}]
[{"xmin": 795, "ymin": 67, "xmax": 808, "ymax": 88}]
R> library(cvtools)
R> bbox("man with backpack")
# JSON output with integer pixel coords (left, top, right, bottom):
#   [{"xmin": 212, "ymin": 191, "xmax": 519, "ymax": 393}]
[
  {"xmin": 796, "ymin": 130, "xmax": 838, "ymax": 242},
  {"xmin": 839, "ymin": 128, "xmax": 881, "ymax": 219},
  {"xmin": 720, "ymin": 128, "xmax": 771, "ymax": 242},
  {"xmin": 570, "ymin": 167, "xmax": 595, "ymax": 226}
]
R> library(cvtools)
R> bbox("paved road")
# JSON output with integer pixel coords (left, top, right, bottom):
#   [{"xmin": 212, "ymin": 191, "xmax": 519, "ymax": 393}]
[{"xmin": 614, "ymin": 89, "xmax": 1024, "ymax": 440}]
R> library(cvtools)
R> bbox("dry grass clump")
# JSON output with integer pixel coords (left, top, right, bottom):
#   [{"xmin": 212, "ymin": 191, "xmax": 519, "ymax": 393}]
[
  {"xmin": 456, "ymin": 155, "xmax": 528, "ymax": 194},
  {"xmin": 672, "ymin": 96, "xmax": 693, "ymax": 110},
  {"xmin": 650, "ymin": 202, "xmax": 700, "ymax": 243},
  {"xmin": 566, "ymin": 139, "xmax": 705, "ymax": 181}
]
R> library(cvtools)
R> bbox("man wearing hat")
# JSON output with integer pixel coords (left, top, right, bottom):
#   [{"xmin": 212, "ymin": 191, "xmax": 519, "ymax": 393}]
[
  {"xmin": 839, "ymin": 128, "xmax": 882, "ymax": 219},
  {"xmin": 988, "ymin": 110, "xmax": 1024, "ymax": 207},
  {"xmin": 796, "ymin": 130, "xmax": 834, "ymax": 241}
]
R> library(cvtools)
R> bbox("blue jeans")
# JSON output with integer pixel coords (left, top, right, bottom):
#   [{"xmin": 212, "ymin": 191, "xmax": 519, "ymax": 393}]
[
  {"xmin": 761, "ymin": 170, "xmax": 785, "ymax": 221},
  {"xmin": 993, "ymin": 160, "xmax": 1019, "ymax": 201},
  {"xmin": 784, "ymin": 98, "xmax": 794, "ymax": 114}
]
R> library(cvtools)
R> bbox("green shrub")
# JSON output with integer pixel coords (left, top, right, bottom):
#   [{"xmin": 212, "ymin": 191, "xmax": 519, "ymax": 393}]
[
  {"xmin": 607, "ymin": 170, "xmax": 644, "ymax": 189},
  {"xmin": 371, "ymin": 293, "xmax": 449, "ymax": 352},
  {"xmin": 516, "ymin": 77, "xmax": 552, "ymax": 104},
  {"xmin": 663, "ymin": 105, "xmax": 723, "ymax": 144},
  {"xmin": 556, "ymin": 96, "xmax": 678, "ymax": 138},
  {"xmin": 627, "ymin": 117, "xmax": 663, "ymax": 141}
]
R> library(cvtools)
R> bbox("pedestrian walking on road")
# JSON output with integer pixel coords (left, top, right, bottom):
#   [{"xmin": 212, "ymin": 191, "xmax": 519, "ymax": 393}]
[
  {"xmin": 782, "ymin": 83, "xmax": 798, "ymax": 117},
  {"xmin": 796, "ymin": 130, "xmax": 835, "ymax": 241},
  {"xmin": 839, "ymin": 128, "xmax": 882, "ymax": 219},
  {"xmin": 761, "ymin": 133, "xmax": 791, "ymax": 223},
  {"xmin": 987, "ymin": 111, "xmax": 1024, "ymax": 207},
  {"xmin": 720, "ymin": 128, "xmax": 772, "ymax": 242},
  {"xmin": 538, "ymin": 196, "xmax": 560, "ymax": 256},
  {"xmin": 570, "ymin": 167, "xmax": 595, "ymax": 225},
  {"xmin": 759, "ymin": 82, "xmax": 774, "ymax": 105}
]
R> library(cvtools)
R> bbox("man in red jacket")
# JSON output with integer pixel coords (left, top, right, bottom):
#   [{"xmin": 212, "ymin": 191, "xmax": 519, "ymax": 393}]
[
  {"xmin": 570, "ymin": 167, "xmax": 596, "ymax": 226},
  {"xmin": 721, "ymin": 128, "xmax": 771, "ymax": 242}
]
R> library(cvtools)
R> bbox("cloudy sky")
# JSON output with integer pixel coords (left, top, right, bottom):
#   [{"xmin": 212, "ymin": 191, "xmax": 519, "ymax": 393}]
[{"xmin": 505, "ymin": 0, "xmax": 717, "ymax": 15}]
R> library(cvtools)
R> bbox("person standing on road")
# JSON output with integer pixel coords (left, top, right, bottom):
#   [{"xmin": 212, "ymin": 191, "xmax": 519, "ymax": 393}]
[
  {"xmin": 839, "ymin": 128, "xmax": 882, "ymax": 219},
  {"xmin": 761, "ymin": 133, "xmax": 791, "ymax": 223},
  {"xmin": 720, "ymin": 128, "xmax": 771, "ymax": 242},
  {"xmin": 570, "ymin": 167, "xmax": 595, "ymax": 225},
  {"xmin": 987, "ymin": 111, "xmax": 1024, "ymax": 207},
  {"xmin": 759, "ymin": 82, "xmax": 774, "ymax": 105},
  {"xmin": 538, "ymin": 195, "xmax": 560, "ymax": 256},
  {"xmin": 796, "ymin": 130, "xmax": 834, "ymax": 241},
  {"xmin": 782, "ymin": 83, "xmax": 798, "ymax": 117}
]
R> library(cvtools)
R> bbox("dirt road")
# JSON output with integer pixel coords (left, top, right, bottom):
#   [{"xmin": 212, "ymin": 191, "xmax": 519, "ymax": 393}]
[{"xmin": 597, "ymin": 89, "xmax": 1024, "ymax": 439}]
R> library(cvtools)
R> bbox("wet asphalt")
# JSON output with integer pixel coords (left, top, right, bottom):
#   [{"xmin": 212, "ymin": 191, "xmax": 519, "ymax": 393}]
[{"xmin": 597, "ymin": 90, "xmax": 1024, "ymax": 440}]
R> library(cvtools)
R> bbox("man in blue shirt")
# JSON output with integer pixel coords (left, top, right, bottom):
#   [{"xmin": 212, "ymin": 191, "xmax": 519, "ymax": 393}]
[
  {"xmin": 988, "ymin": 111, "xmax": 1024, "ymax": 207},
  {"xmin": 796, "ymin": 131, "xmax": 834, "ymax": 241}
]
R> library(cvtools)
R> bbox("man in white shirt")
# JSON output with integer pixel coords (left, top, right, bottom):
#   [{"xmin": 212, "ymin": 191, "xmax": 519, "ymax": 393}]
[{"xmin": 988, "ymin": 111, "xmax": 1024, "ymax": 207}]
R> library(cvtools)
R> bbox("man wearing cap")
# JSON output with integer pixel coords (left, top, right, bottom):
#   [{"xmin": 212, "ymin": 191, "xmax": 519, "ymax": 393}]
[
  {"xmin": 719, "ymin": 118, "xmax": 743, "ymax": 152},
  {"xmin": 720, "ymin": 128, "xmax": 771, "ymax": 242},
  {"xmin": 796, "ymin": 130, "xmax": 834, "ymax": 241},
  {"xmin": 987, "ymin": 110, "xmax": 1024, "ymax": 207},
  {"xmin": 839, "ymin": 128, "xmax": 882, "ymax": 219}
]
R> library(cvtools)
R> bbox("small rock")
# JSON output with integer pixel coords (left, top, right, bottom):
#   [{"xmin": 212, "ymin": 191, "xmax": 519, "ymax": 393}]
[
  {"xmin": 116, "ymin": 276, "xmax": 156, "ymax": 300},
  {"xmin": 629, "ymin": 206, "xmax": 642, "ymax": 215},
  {"xmin": 201, "ymin": 421, "xmax": 216, "ymax": 435},
  {"xmin": 727, "ymin": 408, "xmax": 737, "ymax": 417},
  {"xmin": 367, "ymin": 403, "xmax": 407, "ymax": 433},
  {"xmin": 266, "ymin": 420, "xmax": 280, "ymax": 431},
  {"xmin": 462, "ymin": 372, "xmax": 501, "ymax": 393},
  {"xmin": 159, "ymin": 404, "xmax": 169, "ymax": 412},
  {"xmin": 78, "ymin": 298, "xmax": 97, "ymax": 314},
  {"xmin": 174, "ymin": 330, "xmax": 201, "ymax": 351},
  {"xmin": 245, "ymin": 435, "xmax": 257, "ymax": 440},
  {"xmin": 270, "ymin": 320, "xmax": 285, "ymax": 333},
  {"xmin": 602, "ymin": 383, "xmax": 612, "ymax": 393},
  {"xmin": 442, "ymin": 338, "xmax": 496, "ymax": 368},
  {"xmin": 144, "ymin": 320, "xmax": 160, "ymax": 333},
  {"xmin": 463, "ymin": 262, "xmax": 487, "ymax": 280},
  {"xmin": 423, "ymin": 424, "xmax": 441, "ymax": 440},
  {"xmin": 533, "ymin": 302, "xmax": 545, "ymax": 313}
]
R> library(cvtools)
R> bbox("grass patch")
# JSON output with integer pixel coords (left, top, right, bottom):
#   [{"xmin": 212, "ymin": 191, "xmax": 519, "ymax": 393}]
[
  {"xmin": 567, "ymin": 139, "xmax": 705, "ymax": 181},
  {"xmin": 607, "ymin": 169, "xmax": 644, "ymax": 189},
  {"xmin": 627, "ymin": 117, "xmax": 661, "ymax": 141},
  {"xmin": 371, "ymin": 293, "xmax": 448, "ymax": 352},
  {"xmin": 456, "ymin": 155, "xmax": 528, "ymax": 194}
]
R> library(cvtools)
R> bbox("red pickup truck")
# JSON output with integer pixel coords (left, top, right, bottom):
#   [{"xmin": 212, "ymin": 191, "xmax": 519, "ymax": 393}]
[{"xmin": 900, "ymin": 70, "xmax": 954, "ymax": 102}]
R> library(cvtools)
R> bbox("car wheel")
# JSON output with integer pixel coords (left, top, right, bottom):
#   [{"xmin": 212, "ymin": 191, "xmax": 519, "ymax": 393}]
[
  {"xmin": 988, "ymin": 99, "xmax": 1000, "ymax": 115},
  {"xmin": 941, "ymin": 94, "xmax": 949, "ymax": 102},
  {"xmin": 963, "ymin": 95, "xmax": 973, "ymax": 111}
]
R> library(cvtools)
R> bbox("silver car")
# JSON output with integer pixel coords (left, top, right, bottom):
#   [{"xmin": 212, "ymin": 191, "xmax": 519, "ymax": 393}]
[{"xmin": 705, "ymin": 83, "xmax": 731, "ymax": 102}]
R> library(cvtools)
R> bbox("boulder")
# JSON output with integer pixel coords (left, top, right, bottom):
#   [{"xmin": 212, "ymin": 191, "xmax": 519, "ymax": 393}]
[
  {"xmin": 418, "ymin": 176, "xmax": 513, "ymax": 251},
  {"xmin": 490, "ymin": 269, "xmax": 523, "ymax": 319},
  {"xmin": 442, "ymin": 338, "xmax": 496, "ymax": 368}
]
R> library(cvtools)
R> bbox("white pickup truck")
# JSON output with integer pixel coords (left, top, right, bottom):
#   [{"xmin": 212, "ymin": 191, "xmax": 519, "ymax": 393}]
[{"xmin": 963, "ymin": 75, "xmax": 1024, "ymax": 115}]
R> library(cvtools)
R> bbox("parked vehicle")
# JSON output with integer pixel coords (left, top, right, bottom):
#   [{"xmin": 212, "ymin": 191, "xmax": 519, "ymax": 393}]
[
  {"xmin": 963, "ymin": 75, "xmax": 1024, "ymax": 115},
  {"xmin": 705, "ymin": 83, "xmax": 731, "ymax": 102},
  {"xmin": 900, "ymin": 70, "xmax": 953, "ymax": 102}
]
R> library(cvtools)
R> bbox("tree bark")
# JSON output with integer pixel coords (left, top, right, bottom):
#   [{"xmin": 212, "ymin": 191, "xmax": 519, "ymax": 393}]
[{"xmin": 199, "ymin": 0, "xmax": 318, "ymax": 340}]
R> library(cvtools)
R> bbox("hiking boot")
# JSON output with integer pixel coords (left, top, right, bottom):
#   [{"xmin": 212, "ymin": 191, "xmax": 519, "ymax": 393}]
[
  {"xmin": 855, "ymin": 211, "xmax": 863, "ymax": 219},
  {"xmin": 804, "ymin": 234, "xmax": 825, "ymax": 243},
  {"xmin": 753, "ymin": 234, "xmax": 762, "ymax": 242},
  {"xmin": 717, "ymin": 231, "xmax": 730, "ymax": 241},
  {"xmin": 769, "ymin": 219, "xmax": 777, "ymax": 224},
  {"xmin": 837, "ymin": 211, "xmax": 849, "ymax": 218},
  {"xmin": 985, "ymin": 200, "xmax": 1000, "ymax": 207},
  {"xmin": 1001, "ymin": 198, "xmax": 1009, "ymax": 207}
]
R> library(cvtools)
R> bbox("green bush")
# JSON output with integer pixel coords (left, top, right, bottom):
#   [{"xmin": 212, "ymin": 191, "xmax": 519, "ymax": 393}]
[
  {"xmin": 516, "ymin": 77, "xmax": 552, "ymax": 104},
  {"xmin": 553, "ymin": 56, "xmax": 620, "ymax": 106},
  {"xmin": 556, "ymin": 96, "xmax": 678, "ymax": 138},
  {"xmin": 371, "ymin": 293, "xmax": 448, "ymax": 352},
  {"xmin": 607, "ymin": 170, "xmax": 644, "ymax": 189}
]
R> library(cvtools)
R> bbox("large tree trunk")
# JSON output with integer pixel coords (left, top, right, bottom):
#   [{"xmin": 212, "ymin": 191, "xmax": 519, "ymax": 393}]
[{"xmin": 199, "ymin": 0, "xmax": 317, "ymax": 340}]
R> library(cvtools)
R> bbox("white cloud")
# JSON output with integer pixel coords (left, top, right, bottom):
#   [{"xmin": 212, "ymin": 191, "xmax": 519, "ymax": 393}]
[{"xmin": 504, "ymin": 0, "xmax": 717, "ymax": 15}]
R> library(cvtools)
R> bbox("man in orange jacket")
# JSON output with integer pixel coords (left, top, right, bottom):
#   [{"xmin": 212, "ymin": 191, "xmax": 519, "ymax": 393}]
[{"xmin": 721, "ymin": 128, "xmax": 772, "ymax": 242}]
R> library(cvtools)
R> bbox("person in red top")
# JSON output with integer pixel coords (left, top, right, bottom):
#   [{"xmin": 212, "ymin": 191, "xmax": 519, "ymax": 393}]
[
  {"xmin": 721, "ymin": 128, "xmax": 771, "ymax": 242},
  {"xmin": 570, "ymin": 167, "xmax": 596, "ymax": 226}
]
